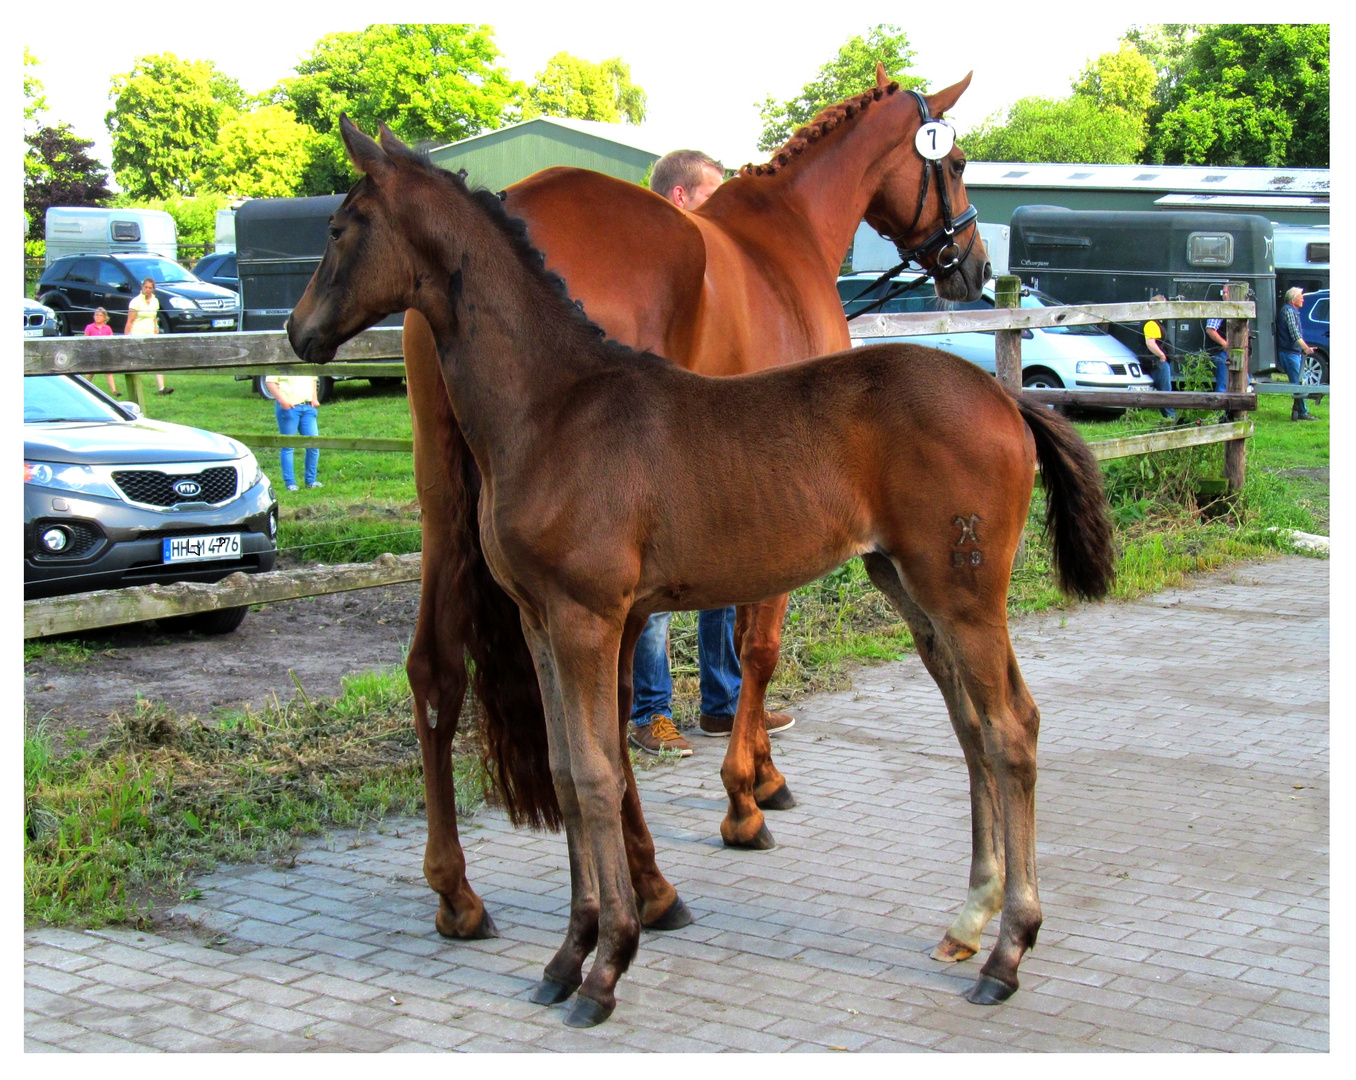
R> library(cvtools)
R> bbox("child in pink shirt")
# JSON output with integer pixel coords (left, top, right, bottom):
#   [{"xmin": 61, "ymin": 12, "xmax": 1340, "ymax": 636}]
[{"xmin": 84, "ymin": 307, "xmax": 118, "ymax": 396}]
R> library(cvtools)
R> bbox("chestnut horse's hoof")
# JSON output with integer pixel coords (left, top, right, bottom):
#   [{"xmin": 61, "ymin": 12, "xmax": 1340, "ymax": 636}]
[
  {"xmin": 435, "ymin": 900, "xmax": 499, "ymax": 940},
  {"xmin": 564, "ymin": 994, "xmax": 614, "ymax": 1028},
  {"xmin": 964, "ymin": 974, "xmax": 1018, "ymax": 1005},
  {"xmin": 930, "ymin": 933, "xmax": 978, "ymax": 963},
  {"xmin": 530, "ymin": 976, "xmax": 579, "ymax": 1006},
  {"xmin": 643, "ymin": 895, "xmax": 694, "ymax": 931},
  {"xmin": 723, "ymin": 822, "xmax": 776, "ymax": 850},
  {"xmin": 756, "ymin": 783, "xmax": 797, "ymax": 811}
]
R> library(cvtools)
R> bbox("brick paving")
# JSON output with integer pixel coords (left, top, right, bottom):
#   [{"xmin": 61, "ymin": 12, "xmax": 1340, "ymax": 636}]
[{"xmin": 25, "ymin": 555, "xmax": 1329, "ymax": 1052}]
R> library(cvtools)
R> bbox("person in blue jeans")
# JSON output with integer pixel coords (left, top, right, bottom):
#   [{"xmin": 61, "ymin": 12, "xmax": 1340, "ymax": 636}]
[
  {"xmin": 264, "ymin": 373, "xmax": 324, "ymax": 490},
  {"xmin": 626, "ymin": 149, "xmax": 794, "ymax": 757},
  {"xmin": 1204, "ymin": 317, "xmax": 1230, "ymax": 393},
  {"xmin": 1143, "ymin": 295, "xmax": 1174, "ymax": 419},
  {"xmin": 1276, "ymin": 287, "xmax": 1318, "ymax": 422}
]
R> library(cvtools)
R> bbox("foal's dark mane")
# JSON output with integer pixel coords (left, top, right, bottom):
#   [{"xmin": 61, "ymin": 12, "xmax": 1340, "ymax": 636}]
[
  {"xmin": 741, "ymin": 81, "xmax": 900, "ymax": 177},
  {"xmin": 393, "ymin": 147, "xmax": 670, "ymax": 375}
]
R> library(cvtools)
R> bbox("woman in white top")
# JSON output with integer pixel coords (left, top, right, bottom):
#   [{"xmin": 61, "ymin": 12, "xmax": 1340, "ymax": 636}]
[{"xmin": 123, "ymin": 277, "xmax": 172, "ymax": 395}]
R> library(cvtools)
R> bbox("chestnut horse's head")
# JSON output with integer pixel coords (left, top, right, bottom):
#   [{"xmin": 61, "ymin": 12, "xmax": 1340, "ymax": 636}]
[
  {"xmin": 862, "ymin": 67, "xmax": 989, "ymax": 302},
  {"xmin": 289, "ymin": 116, "xmax": 433, "ymax": 364}
]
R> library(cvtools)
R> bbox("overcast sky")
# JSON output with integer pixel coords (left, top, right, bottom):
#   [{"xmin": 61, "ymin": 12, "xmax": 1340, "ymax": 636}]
[{"xmin": 24, "ymin": 1, "xmax": 1323, "ymax": 176}]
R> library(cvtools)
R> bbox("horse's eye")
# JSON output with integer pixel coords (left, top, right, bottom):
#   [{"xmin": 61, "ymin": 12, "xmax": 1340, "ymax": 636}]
[
  {"xmin": 328, "ymin": 227, "xmax": 343, "ymax": 242},
  {"xmin": 952, "ymin": 158, "xmax": 966, "ymax": 177}
]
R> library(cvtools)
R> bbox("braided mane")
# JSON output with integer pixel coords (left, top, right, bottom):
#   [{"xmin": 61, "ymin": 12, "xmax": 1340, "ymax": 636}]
[{"xmin": 740, "ymin": 80, "xmax": 900, "ymax": 177}]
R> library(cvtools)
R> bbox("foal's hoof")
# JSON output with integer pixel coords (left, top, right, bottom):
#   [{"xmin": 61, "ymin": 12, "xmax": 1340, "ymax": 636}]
[
  {"xmin": 723, "ymin": 822, "xmax": 776, "ymax": 851},
  {"xmin": 564, "ymin": 994, "xmax": 614, "ymax": 1028},
  {"xmin": 964, "ymin": 974, "xmax": 1018, "ymax": 1005},
  {"xmin": 530, "ymin": 976, "xmax": 580, "ymax": 1006},
  {"xmin": 644, "ymin": 895, "xmax": 694, "ymax": 931},
  {"xmin": 435, "ymin": 901, "xmax": 499, "ymax": 940},
  {"xmin": 756, "ymin": 783, "xmax": 797, "ymax": 811},
  {"xmin": 930, "ymin": 933, "xmax": 978, "ymax": 963}
]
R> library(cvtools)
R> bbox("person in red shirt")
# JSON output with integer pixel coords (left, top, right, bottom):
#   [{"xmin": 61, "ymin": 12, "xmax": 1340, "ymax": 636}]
[{"xmin": 83, "ymin": 307, "xmax": 119, "ymax": 396}]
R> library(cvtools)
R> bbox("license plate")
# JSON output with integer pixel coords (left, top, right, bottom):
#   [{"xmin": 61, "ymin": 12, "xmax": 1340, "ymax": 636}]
[
  {"xmin": 163, "ymin": 533, "xmax": 241, "ymax": 563},
  {"xmin": 24, "ymin": 327, "xmax": 44, "ymax": 338},
  {"xmin": 212, "ymin": 317, "xmax": 236, "ymax": 328}
]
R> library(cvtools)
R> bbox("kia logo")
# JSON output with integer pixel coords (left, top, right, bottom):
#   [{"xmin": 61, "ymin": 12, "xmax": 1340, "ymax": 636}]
[{"xmin": 173, "ymin": 479, "xmax": 202, "ymax": 497}]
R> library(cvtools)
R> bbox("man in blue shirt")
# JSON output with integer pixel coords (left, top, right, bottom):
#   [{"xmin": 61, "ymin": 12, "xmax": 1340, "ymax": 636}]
[{"xmin": 1277, "ymin": 287, "xmax": 1319, "ymax": 421}]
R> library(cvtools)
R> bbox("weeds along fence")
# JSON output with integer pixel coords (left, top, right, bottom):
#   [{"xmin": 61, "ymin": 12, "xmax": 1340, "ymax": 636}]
[{"xmin": 23, "ymin": 291, "xmax": 1258, "ymax": 639}]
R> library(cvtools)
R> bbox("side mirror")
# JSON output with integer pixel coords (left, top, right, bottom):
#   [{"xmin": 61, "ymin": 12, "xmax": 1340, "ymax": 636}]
[
  {"xmin": 121, "ymin": 401, "xmax": 142, "ymax": 419},
  {"xmin": 1021, "ymin": 329, "xmax": 1034, "ymax": 340},
  {"xmin": 116, "ymin": 281, "xmax": 131, "ymax": 292}
]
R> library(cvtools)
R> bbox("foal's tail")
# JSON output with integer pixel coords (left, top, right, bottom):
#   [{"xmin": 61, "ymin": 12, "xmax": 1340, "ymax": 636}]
[{"xmin": 1015, "ymin": 397, "xmax": 1116, "ymax": 601}]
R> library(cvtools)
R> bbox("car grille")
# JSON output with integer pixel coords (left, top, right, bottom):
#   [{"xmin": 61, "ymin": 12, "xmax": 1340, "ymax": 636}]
[
  {"xmin": 1109, "ymin": 364, "xmax": 1127, "ymax": 375},
  {"xmin": 26, "ymin": 312, "xmax": 45, "ymax": 329},
  {"xmin": 194, "ymin": 297, "xmax": 237, "ymax": 312},
  {"xmin": 112, "ymin": 466, "xmax": 239, "ymax": 507}
]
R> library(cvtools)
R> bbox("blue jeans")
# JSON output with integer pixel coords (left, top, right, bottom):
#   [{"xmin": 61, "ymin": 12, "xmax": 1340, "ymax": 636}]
[
  {"xmin": 630, "ymin": 608, "xmax": 741, "ymax": 726},
  {"xmin": 1149, "ymin": 358, "xmax": 1174, "ymax": 418},
  {"xmin": 1279, "ymin": 349, "xmax": 1308, "ymax": 407},
  {"xmin": 275, "ymin": 402, "xmax": 319, "ymax": 486},
  {"xmin": 1211, "ymin": 352, "xmax": 1228, "ymax": 394}
]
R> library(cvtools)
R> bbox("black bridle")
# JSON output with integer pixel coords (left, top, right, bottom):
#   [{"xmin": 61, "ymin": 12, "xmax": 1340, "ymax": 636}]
[{"xmin": 845, "ymin": 90, "xmax": 980, "ymax": 322}]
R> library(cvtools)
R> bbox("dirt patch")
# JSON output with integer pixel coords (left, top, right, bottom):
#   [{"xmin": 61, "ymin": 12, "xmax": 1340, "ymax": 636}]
[{"xmin": 25, "ymin": 583, "xmax": 423, "ymax": 743}]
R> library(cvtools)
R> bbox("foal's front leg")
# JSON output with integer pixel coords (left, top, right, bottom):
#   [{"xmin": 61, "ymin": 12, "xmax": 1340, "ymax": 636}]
[
  {"xmin": 720, "ymin": 595, "xmax": 794, "ymax": 849},
  {"xmin": 523, "ymin": 610, "xmax": 641, "ymax": 1027}
]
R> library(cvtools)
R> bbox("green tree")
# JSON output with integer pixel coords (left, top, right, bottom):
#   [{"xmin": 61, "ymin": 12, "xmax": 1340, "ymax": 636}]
[
  {"xmin": 1073, "ymin": 45, "xmax": 1157, "ymax": 115},
  {"xmin": 960, "ymin": 95, "xmax": 1147, "ymax": 164},
  {"xmin": 756, "ymin": 24, "xmax": 926, "ymax": 153},
  {"xmin": 24, "ymin": 125, "xmax": 114, "ymax": 240},
  {"xmin": 1145, "ymin": 24, "xmax": 1328, "ymax": 167},
  {"xmin": 276, "ymin": 24, "xmax": 521, "ymax": 195},
  {"xmin": 106, "ymin": 54, "xmax": 242, "ymax": 198},
  {"xmin": 207, "ymin": 104, "xmax": 318, "ymax": 198},
  {"xmin": 522, "ymin": 53, "xmax": 646, "ymax": 124},
  {"xmin": 1122, "ymin": 24, "xmax": 1201, "ymax": 108},
  {"xmin": 24, "ymin": 47, "xmax": 47, "ymax": 127}
]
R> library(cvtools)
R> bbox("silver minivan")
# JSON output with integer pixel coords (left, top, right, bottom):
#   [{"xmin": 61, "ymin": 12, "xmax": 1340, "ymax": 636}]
[{"xmin": 840, "ymin": 275, "xmax": 1153, "ymax": 394}]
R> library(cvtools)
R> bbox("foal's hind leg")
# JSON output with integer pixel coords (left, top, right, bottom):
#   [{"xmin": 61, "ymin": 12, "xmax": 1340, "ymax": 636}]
[
  {"xmin": 407, "ymin": 607, "xmax": 496, "ymax": 940},
  {"xmin": 720, "ymin": 596, "xmax": 793, "ymax": 850},
  {"xmin": 862, "ymin": 554, "xmax": 1003, "ymax": 963}
]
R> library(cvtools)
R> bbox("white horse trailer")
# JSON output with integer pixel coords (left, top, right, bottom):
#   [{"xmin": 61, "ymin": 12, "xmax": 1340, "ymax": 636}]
[{"xmin": 44, "ymin": 207, "xmax": 177, "ymax": 265}]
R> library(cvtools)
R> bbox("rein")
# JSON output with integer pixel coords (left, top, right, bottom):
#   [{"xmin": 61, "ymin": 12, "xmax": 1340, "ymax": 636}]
[{"xmin": 845, "ymin": 90, "xmax": 979, "ymax": 323}]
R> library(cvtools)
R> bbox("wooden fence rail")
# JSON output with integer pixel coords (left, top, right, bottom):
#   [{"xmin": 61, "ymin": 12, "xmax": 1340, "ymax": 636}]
[{"xmin": 23, "ymin": 296, "xmax": 1262, "ymax": 639}]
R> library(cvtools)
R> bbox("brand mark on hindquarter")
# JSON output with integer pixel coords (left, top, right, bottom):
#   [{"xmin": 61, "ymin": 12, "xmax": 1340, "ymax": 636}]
[{"xmin": 952, "ymin": 514, "xmax": 983, "ymax": 567}]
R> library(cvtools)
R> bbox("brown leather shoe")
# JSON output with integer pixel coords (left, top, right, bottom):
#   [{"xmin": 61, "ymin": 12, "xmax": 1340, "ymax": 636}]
[
  {"xmin": 698, "ymin": 711, "xmax": 795, "ymax": 737},
  {"xmin": 628, "ymin": 715, "xmax": 692, "ymax": 757}
]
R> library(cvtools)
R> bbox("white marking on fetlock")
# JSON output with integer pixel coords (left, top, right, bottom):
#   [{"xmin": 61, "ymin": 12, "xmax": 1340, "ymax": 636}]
[{"xmin": 946, "ymin": 878, "xmax": 1004, "ymax": 949}]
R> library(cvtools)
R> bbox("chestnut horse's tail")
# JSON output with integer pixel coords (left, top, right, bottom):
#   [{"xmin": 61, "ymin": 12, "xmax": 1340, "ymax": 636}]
[
  {"xmin": 450, "ymin": 428, "xmax": 563, "ymax": 832},
  {"xmin": 1014, "ymin": 397, "xmax": 1116, "ymax": 601}
]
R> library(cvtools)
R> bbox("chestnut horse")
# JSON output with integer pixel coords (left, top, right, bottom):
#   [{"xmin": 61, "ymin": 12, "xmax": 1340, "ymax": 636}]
[
  {"xmin": 403, "ymin": 66, "xmax": 995, "ymax": 944},
  {"xmin": 290, "ymin": 118, "xmax": 1114, "ymax": 1024}
]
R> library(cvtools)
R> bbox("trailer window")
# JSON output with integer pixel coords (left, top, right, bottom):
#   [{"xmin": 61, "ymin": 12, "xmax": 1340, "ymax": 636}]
[
  {"xmin": 1187, "ymin": 233, "xmax": 1233, "ymax": 267},
  {"xmin": 1306, "ymin": 242, "xmax": 1329, "ymax": 263},
  {"xmin": 110, "ymin": 220, "xmax": 142, "ymax": 242}
]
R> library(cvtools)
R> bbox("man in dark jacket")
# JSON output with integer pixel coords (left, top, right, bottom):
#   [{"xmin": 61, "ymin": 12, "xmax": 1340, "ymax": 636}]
[{"xmin": 1277, "ymin": 287, "xmax": 1318, "ymax": 422}]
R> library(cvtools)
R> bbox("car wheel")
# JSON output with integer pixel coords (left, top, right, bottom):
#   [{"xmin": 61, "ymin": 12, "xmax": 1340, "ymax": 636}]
[
  {"xmin": 157, "ymin": 312, "xmax": 173, "ymax": 334},
  {"xmin": 1021, "ymin": 368, "xmax": 1065, "ymax": 390},
  {"xmin": 1301, "ymin": 350, "xmax": 1328, "ymax": 386},
  {"xmin": 39, "ymin": 295, "xmax": 69, "ymax": 335},
  {"xmin": 254, "ymin": 376, "xmax": 277, "ymax": 400},
  {"xmin": 159, "ymin": 605, "xmax": 249, "ymax": 635},
  {"xmin": 317, "ymin": 376, "xmax": 337, "ymax": 403}
]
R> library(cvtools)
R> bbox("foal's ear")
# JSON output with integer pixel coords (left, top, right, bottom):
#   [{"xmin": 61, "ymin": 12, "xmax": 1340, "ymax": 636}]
[
  {"xmin": 876, "ymin": 62, "xmax": 891, "ymax": 89},
  {"xmin": 376, "ymin": 121, "xmax": 416, "ymax": 162},
  {"xmin": 925, "ymin": 72, "xmax": 974, "ymax": 118},
  {"xmin": 340, "ymin": 114, "xmax": 392, "ymax": 179}
]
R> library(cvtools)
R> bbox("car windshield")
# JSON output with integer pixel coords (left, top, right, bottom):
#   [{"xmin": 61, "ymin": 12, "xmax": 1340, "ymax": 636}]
[
  {"xmin": 120, "ymin": 256, "xmax": 199, "ymax": 284},
  {"xmin": 838, "ymin": 279, "xmax": 1106, "ymax": 335},
  {"xmin": 24, "ymin": 375, "xmax": 127, "ymax": 423},
  {"xmin": 1018, "ymin": 289, "xmax": 1106, "ymax": 335}
]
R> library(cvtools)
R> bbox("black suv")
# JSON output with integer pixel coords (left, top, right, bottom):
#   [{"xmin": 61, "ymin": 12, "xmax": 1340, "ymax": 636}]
[{"xmin": 37, "ymin": 253, "xmax": 241, "ymax": 335}]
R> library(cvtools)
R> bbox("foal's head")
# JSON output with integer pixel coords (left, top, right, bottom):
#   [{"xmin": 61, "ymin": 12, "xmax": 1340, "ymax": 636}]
[{"xmin": 289, "ymin": 116, "xmax": 459, "ymax": 364}]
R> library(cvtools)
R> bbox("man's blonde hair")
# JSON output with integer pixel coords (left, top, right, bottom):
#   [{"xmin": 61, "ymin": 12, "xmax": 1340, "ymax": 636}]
[{"xmin": 650, "ymin": 150, "xmax": 723, "ymax": 199}]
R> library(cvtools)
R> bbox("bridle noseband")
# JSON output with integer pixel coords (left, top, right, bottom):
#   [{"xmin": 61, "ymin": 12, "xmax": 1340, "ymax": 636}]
[{"xmin": 845, "ymin": 90, "xmax": 980, "ymax": 322}]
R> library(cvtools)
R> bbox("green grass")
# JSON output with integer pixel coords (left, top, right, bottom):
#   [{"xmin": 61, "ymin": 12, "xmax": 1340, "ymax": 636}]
[{"xmin": 24, "ymin": 665, "xmax": 490, "ymax": 927}]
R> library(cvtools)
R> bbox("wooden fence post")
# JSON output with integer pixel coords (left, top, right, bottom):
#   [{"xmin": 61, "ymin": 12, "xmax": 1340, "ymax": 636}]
[
  {"xmin": 1224, "ymin": 280, "xmax": 1249, "ymax": 493},
  {"xmin": 994, "ymin": 275, "xmax": 1023, "ymax": 394},
  {"xmin": 124, "ymin": 372, "xmax": 148, "ymax": 413}
]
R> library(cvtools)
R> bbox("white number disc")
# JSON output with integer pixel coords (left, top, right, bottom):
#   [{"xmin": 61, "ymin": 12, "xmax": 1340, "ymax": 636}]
[{"xmin": 915, "ymin": 121, "xmax": 955, "ymax": 160}]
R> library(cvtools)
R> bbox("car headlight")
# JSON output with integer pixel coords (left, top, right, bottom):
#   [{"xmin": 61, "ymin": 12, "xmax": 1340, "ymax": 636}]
[
  {"xmin": 168, "ymin": 296, "xmax": 199, "ymax": 310},
  {"xmin": 237, "ymin": 450, "xmax": 263, "ymax": 489},
  {"xmin": 1075, "ymin": 361, "xmax": 1114, "ymax": 375},
  {"xmin": 24, "ymin": 461, "xmax": 122, "ymax": 499}
]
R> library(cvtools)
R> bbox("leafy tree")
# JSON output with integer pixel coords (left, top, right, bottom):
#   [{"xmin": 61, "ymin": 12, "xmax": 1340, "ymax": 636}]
[
  {"xmin": 1122, "ymin": 24, "xmax": 1201, "ymax": 108},
  {"xmin": 1073, "ymin": 45, "xmax": 1157, "ymax": 115},
  {"xmin": 24, "ymin": 125, "xmax": 114, "ymax": 240},
  {"xmin": 275, "ymin": 24, "xmax": 522, "ymax": 194},
  {"xmin": 207, "ymin": 105, "xmax": 318, "ymax": 198},
  {"xmin": 756, "ymin": 24, "xmax": 926, "ymax": 153},
  {"xmin": 522, "ymin": 53, "xmax": 646, "ymax": 124},
  {"xmin": 24, "ymin": 47, "xmax": 47, "ymax": 127},
  {"xmin": 1145, "ymin": 24, "xmax": 1328, "ymax": 167},
  {"xmin": 106, "ymin": 54, "xmax": 242, "ymax": 198},
  {"xmin": 960, "ymin": 95, "xmax": 1146, "ymax": 164}
]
